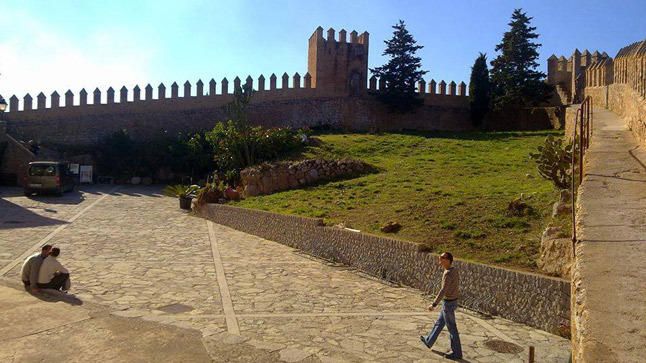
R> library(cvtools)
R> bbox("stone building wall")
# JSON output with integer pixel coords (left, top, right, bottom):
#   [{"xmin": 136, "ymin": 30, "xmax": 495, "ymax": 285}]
[
  {"xmin": 197, "ymin": 203, "xmax": 570, "ymax": 334},
  {"xmin": 240, "ymin": 159, "xmax": 371, "ymax": 196}
]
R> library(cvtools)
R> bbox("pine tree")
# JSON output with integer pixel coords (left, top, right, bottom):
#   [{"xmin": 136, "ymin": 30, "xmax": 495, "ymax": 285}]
[
  {"xmin": 469, "ymin": 53, "xmax": 491, "ymax": 126},
  {"xmin": 371, "ymin": 20, "xmax": 427, "ymax": 112},
  {"xmin": 490, "ymin": 9, "xmax": 553, "ymax": 110}
]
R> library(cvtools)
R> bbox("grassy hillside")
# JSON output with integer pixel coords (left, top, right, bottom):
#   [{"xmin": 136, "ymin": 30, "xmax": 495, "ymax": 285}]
[{"xmin": 234, "ymin": 130, "xmax": 568, "ymax": 272}]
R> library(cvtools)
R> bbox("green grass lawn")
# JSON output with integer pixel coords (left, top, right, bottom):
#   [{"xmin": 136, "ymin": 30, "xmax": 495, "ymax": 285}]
[{"xmin": 234, "ymin": 130, "xmax": 569, "ymax": 272}]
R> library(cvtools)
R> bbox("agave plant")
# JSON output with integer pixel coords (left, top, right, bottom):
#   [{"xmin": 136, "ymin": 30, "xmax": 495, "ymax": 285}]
[{"xmin": 162, "ymin": 184, "xmax": 200, "ymax": 199}]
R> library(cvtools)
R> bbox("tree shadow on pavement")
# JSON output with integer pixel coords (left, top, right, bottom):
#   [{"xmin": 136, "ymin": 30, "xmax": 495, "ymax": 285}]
[
  {"xmin": 28, "ymin": 190, "xmax": 86, "ymax": 205},
  {"xmin": 0, "ymin": 198, "xmax": 68, "ymax": 229}
]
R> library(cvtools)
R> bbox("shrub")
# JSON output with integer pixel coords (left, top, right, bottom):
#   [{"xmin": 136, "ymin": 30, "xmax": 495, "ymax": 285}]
[
  {"xmin": 529, "ymin": 135, "xmax": 573, "ymax": 189},
  {"xmin": 454, "ymin": 229, "xmax": 487, "ymax": 239},
  {"xmin": 195, "ymin": 180, "xmax": 224, "ymax": 207},
  {"xmin": 205, "ymin": 121, "xmax": 304, "ymax": 173},
  {"xmin": 507, "ymin": 198, "xmax": 534, "ymax": 217}
]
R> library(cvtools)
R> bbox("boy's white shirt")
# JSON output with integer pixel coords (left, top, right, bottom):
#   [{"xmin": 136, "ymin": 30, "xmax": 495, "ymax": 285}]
[{"xmin": 38, "ymin": 256, "xmax": 69, "ymax": 284}]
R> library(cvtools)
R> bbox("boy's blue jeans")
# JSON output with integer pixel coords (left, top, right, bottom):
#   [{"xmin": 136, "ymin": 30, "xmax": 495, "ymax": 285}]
[{"xmin": 422, "ymin": 299, "xmax": 462, "ymax": 357}]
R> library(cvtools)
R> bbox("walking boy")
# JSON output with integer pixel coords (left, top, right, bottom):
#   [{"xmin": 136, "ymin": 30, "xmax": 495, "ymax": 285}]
[{"xmin": 420, "ymin": 252, "xmax": 462, "ymax": 360}]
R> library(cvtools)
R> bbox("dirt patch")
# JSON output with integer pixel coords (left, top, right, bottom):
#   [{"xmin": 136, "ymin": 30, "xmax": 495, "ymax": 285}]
[{"xmin": 484, "ymin": 339, "xmax": 524, "ymax": 354}]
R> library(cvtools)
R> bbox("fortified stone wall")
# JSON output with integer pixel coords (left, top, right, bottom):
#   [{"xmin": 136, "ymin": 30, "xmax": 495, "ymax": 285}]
[
  {"xmin": 582, "ymin": 39, "xmax": 646, "ymax": 146},
  {"xmin": 484, "ymin": 106, "xmax": 564, "ymax": 131},
  {"xmin": 2, "ymin": 26, "xmax": 472, "ymax": 146},
  {"xmin": 586, "ymin": 84, "xmax": 646, "ymax": 146},
  {"xmin": 197, "ymin": 203, "xmax": 571, "ymax": 334},
  {"xmin": 547, "ymin": 49, "xmax": 610, "ymax": 104},
  {"xmin": 4, "ymin": 89, "xmax": 471, "ymax": 146},
  {"xmin": 556, "ymin": 39, "xmax": 646, "ymax": 146}
]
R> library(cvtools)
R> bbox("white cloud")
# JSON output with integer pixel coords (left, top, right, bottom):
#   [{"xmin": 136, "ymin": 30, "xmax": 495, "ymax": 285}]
[{"xmin": 0, "ymin": 6, "xmax": 157, "ymax": 110}]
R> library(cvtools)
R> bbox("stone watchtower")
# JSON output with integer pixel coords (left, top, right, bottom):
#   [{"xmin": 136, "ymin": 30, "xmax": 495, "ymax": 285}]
[{"xmin": 307, "ymin": 27, "xmax": 369, "ymax": 96}]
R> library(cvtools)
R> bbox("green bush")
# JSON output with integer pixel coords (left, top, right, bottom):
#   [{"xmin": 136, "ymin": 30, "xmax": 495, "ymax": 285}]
[{"xmin": 205, "ymin": 121, "xmax": 304, "ymax": 174}]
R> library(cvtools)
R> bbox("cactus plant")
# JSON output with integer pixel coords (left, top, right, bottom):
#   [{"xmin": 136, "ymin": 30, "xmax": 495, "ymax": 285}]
[{"xmin": 529, "ymin": 135, "xmax": 574, "ymax": 189}]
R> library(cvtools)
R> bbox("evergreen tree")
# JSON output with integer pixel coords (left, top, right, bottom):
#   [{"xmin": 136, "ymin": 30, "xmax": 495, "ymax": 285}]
[
  {"xmin": 371, "ymin": 20, "xmax": 427, "ymax": 112},
  {"xmin": 469, "ymin": 53, "xmax": 491, "ymax": 126},
  {"xmin": 490, "ymin": 9, "xmax": 553, "ymax": 110}
]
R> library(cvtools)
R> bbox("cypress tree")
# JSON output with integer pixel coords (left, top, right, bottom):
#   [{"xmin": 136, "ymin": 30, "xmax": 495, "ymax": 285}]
[
  {"xmin": 490, "ymin": 9, "xmax": 553, "ymax": 110},
  {"xmin": 371, "ymin": 20, "xmax": 427, "ymax": 112},
  {"xmin": 469, "ymin": 53, "xmax": 491, "ymax": 126}
]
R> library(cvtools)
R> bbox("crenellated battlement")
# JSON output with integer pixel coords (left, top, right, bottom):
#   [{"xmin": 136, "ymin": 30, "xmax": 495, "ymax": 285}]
[
  {"xmin": 547, "ymin": 39, "xmax": 646, "ymax": 106},
  {"xmin": 1, "ymin": 26, "xmax": 473, "ymax": 146},
  {"xmin": 368, "ymin": 76, "xmax": 468, "ymax": 97},
  {"xmin": 309, "ymin": 26, "xmax": 369, "ymax": 46},
  {"xmin": 547, "ymin": 48, "xmax": 610, "ymax": 104},
  {"xmin": 4, "ymin": 72, "xmax": 323, "ymax": 113},
  {"xmin": 612, "ymin": 39, "xmax": 646, "ymax": 98},
  {"xmin": 308, "ymin": 26, "xmax": 369, "ymax": 95}
]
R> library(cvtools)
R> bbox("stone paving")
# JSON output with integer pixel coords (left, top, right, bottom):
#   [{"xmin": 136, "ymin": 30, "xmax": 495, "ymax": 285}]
[
  {"xmin": 0, "ymin": 185, "xmax": 570, "ymax": 362},
  {"xmin": 572, "ymin": 108, "xmax": 646, "ymax": 362}
]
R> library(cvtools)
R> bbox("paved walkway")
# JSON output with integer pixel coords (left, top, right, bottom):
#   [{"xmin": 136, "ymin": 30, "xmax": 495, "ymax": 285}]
[
  {"xmin": 0, "ymin": 186, "xmax": 570, "ymax": 362},
  {"xmin": 573, "ymin": 108, "xmax": 646, "ymax": 362}
]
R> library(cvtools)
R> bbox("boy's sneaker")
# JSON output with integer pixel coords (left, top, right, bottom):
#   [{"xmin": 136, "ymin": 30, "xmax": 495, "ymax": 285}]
[
  {"xmin": 419, "ymin": 336, "xmax": 431, "ymax": 349},
  {"xmin": 444, "ymin": 352, "xmax": 462, "ymax": 360}
]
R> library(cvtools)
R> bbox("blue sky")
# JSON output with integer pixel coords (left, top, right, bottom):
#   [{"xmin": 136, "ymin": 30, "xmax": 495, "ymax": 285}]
[{"xmin": 1, "ymin": 0, "xmax": 645, "ymax": 108}]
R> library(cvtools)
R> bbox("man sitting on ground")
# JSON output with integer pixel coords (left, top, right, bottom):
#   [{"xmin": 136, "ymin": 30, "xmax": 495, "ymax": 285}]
[
  {"xmin": 20, "ymin": 244, "xmax": 52, "ymax": 293},
  {"xmin": 37, "ymin": 247, "xmax": 71, "ymax": 292}
]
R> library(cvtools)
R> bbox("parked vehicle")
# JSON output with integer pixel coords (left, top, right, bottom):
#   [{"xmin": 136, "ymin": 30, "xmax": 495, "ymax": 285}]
[{"xmin": 24, "ymin": 161, "xmax": 75, "ymax": 196}]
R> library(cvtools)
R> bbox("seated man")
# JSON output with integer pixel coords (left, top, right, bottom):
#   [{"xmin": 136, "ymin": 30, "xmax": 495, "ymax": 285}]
[
  {"xmin": 20, "ymin": 244, "xmax": 52, "ymax": 292},
  {"xmin": 37, "ymin": 247, "xmax": 71, "ymax": 291}
]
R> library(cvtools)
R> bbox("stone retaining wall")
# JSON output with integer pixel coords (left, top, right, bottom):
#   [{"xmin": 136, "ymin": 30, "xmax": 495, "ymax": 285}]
[
  {"xmin": 197, "ymin": 203, "xmax": 570, "ymax": 334},
  {"xmin": 240, "ymin": 159, "xmax": 372, "ymax": 196}
]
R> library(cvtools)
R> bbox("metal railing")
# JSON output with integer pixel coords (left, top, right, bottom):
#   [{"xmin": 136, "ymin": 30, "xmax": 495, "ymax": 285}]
[{"xmin": 571, "ymin": 96, "xmax": 593, "ymax": 254}]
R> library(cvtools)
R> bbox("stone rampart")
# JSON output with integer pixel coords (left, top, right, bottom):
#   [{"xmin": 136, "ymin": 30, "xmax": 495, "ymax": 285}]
[
  {"xmin": 585, "ymin": 84, "xmax": 646, "ymax": 145},
  {"xmin": 240, "ymin": 159, "xmax": 372, "ymax": 196},
  {"xmin": 4, "ymin": 83, "xmax": 471, "ymax": 145},
  {"xmin": 484, "ymin": 106, "xmax": 565, "ymax": 131},
  {"xmin": 196, "ymin": 203, "xmax": 570, "ymax": 334},
  {"xmin": 577, "ymin": 39, "xmax": 646, "ymax": 146}
]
